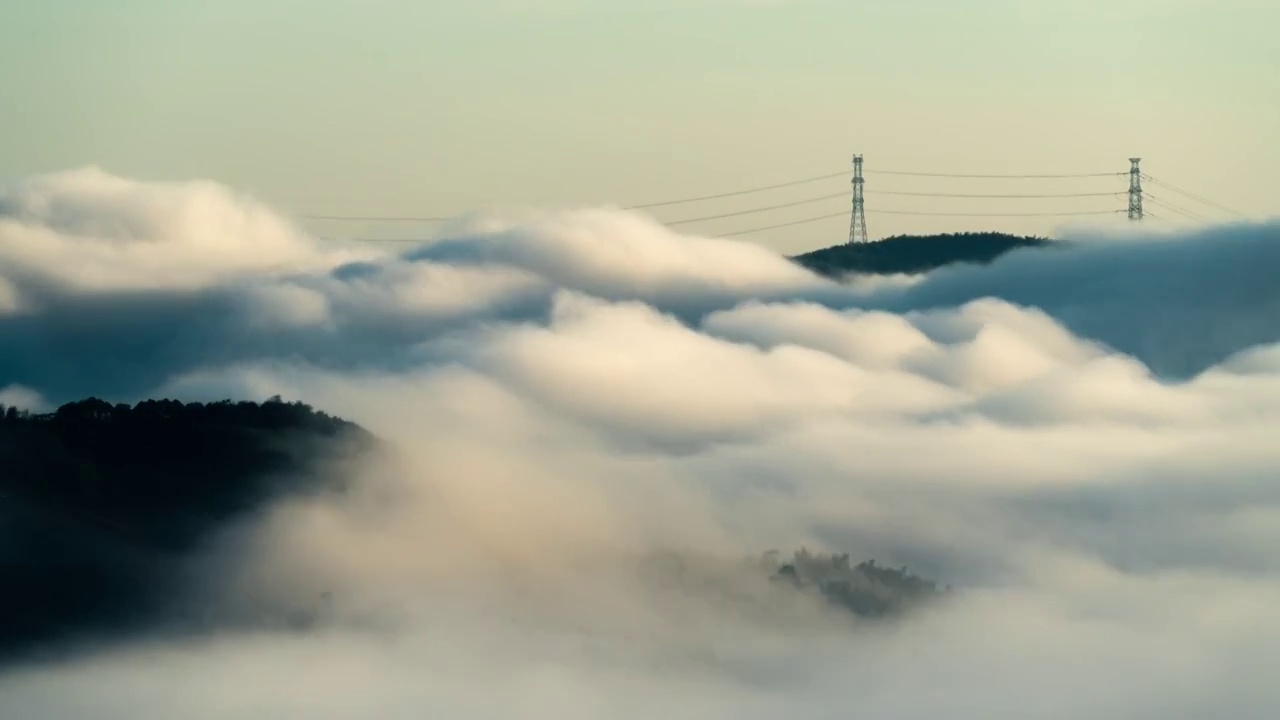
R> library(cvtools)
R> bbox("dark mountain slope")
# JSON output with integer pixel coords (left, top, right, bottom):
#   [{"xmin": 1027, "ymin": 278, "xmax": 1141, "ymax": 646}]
[
  {"xmin": 0, "ymin": 397, "xmax": 950, "ymax": 666},
  {"xmin": 792, "ymin": 232, "xmax": 1053, "ymax": 278},
  {"xmin": 0, "ymin": 397, "xmax": 375, "ymax": 663}
]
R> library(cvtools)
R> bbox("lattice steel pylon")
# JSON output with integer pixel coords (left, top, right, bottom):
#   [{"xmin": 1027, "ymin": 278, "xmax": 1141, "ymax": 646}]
[
  {"xmin": 1127, "ymin": 158, "xmax": 1144, "ymax": 222},
  {"xmin": 848, "ymin": 154, "xmax": 868, "ymax": 243}
]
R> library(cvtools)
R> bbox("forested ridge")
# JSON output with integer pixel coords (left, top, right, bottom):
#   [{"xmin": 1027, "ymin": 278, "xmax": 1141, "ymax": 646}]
[
  {"xmin": 792, "ymin": 232, "xmax": 1052, "ymax": 277},
  {"xmin": 0, "ymin": 396, "xmax": 946, "ymax": 665},
  {"xmin": 0, "ymin": 396, "xmax": 373, "ymax": 661}
]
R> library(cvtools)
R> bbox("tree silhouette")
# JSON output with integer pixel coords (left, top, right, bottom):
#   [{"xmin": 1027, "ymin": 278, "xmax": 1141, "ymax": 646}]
[
  {"xmin": 792, "ymin": 232, "xmax": 1054, "ymax": 278},
  {"xmin": 0, "ymin": 396, "xmax": 375, "ymax": 663},
  {"xmin": 760, "ymin": 548, "xmax": 948, "ymax": 618}
]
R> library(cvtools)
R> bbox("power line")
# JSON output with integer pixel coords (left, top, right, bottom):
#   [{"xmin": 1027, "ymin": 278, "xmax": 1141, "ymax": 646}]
[
  {"xmin": 295, "ymin": 170, "xmax": 849, "ymax": 222},
  {"xmin": 666, "ymin": 192, "xmax": 848, "ymax": 226},
  {"xmin": 867, "ymin": 170, "xmax": 1124, "ymax": 179},
  {"xmin": 1145, "ymin": 194, "xmax": 1205, "ymax": 222},
  {"xmin": 343, "ymin": 209, "xmax": 851, "ymax": 240},
  {"xmin": 721, "ymin": 204, "xmax": 1121, "ymax": 238},
  {"xmin": 326, "ymin": 204, "xmax": 1124, "ymax": 242},
  {"xmin": 872, "ymin": 209, "xmax": 1121, "ymax": 217},
  {"xmin": 627, "ymin": 170, "xmax": 848, "ymax": 210},
  {"xmin": 869, "ymin": 190, "xmax": 1122, "ymax": 199},
  {"xmin": 297, "ymin": 162, "xmax": 1144, "ymax": 241},
  {"xmin": 297, "ymin": 167, "xmax": 1129, "ymax": 223},
  {"xmin": 332, "ymin": 205, "xmax": 1123, "ymax": 243},
  {"xmin": 722, "ymin": 211, "xmax": 849, "ymax": 237},
  {"xmin": 1141, "ymin": 174, "xmax": 1245, "ymax": 217},
  {"xmin": 1146, "ymin": 195, "xmax": 1203, "ymax": 220},
  {"xmin": 659, "ymin": 174, "xmax": 1111, "ymax": 228}
]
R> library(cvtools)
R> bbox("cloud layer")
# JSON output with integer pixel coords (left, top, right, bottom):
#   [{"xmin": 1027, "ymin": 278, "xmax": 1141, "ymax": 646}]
[{"xmin": 2, "ymin": 168, "xmax": 1279, "ymax": 718}]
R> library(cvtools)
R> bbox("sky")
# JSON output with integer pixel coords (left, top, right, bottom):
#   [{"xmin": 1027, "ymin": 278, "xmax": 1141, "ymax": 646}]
[{"xmin": 2, "ymin": 0, "xmax": 1277, "ymax": 253}]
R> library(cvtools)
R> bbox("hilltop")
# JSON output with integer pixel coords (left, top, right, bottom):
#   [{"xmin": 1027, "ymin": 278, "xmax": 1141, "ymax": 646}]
[{"xmin": 791, "ymin": 232, "xmax": 1052, "ymax": 278}]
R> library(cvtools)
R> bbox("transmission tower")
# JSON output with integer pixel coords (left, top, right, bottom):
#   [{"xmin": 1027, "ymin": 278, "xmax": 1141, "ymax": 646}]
[
  {"xmin": 1127, "ymin": 158, "xmax": 1144, "ymax": 222},
  {"xmin": 848, "ymin": 154, "xmax": 868, "ymax": 243}
]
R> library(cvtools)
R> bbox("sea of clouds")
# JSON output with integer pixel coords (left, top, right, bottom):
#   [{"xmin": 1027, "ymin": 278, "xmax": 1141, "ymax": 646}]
[{"xmin": 1, "ymin": 167, "xmax": 1278, "ymax": 718}]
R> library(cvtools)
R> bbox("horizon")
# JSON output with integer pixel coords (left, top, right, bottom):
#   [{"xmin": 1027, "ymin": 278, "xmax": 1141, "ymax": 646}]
[{"xmin": 3, "ymin": 1, "xmax": 1276, "ymax": 252}]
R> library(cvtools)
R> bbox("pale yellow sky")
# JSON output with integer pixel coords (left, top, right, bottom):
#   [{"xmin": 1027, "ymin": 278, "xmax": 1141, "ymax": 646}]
[{"xmin": 2, "ymin": 0, "xmax": 1276, "ymax": 253}]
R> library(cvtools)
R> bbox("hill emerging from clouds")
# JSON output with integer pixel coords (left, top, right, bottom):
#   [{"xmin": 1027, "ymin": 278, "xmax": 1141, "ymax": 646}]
[
  {"xmin": 0, "ymin": 397, "xmax": 376, "ymax": 663},
  {"xmin": 791, "ymin": 232, "xmax": 1052, "ymax": 278},
  {"xmin": 0, "ymin": 395, "xmax": 945, "ymax": 668}
]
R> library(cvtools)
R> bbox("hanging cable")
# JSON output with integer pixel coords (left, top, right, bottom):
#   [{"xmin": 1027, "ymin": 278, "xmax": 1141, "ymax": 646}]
[
  {"xmin": 296, "ymin": 166, "xmax": 1133, "ymax": 222},
  {"xmin": 719, "ymin": 207, "xmax": 1120, "ymax": 238},
  {"xmin": 868, "ymin": 190, "xmax": 1123, "ymax": 199},
  {"xmin": 626, "ymin": 171, "xmax": 848, "ymax": 209},
  {"xmin": 721, "ymin": 211, "xmax": 850, "ymax": 237},
  {"xmin": 871, "ymin": 209, "xmax": 1121, "ymax": 218},
  {"xmin": 294, "ymin": 170, "xmax": 849, "ymax": 221},
  {"xmin": 1144, "ymin": 195, "xmax": 1205, "ymax": 222},
  {"xmin": 867, "ymin": 170, "xmax": 1125, "ymax": 179},
  {"xmin": 666, "ymin": 192, "xmax": 848, "ymax": 225},
  {"xmin": 1141, "ymin": 175, "xmax": 1245, "ymax": 217}
]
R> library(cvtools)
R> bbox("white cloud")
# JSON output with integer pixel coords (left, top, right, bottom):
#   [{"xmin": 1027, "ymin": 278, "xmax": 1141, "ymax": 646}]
[
  {"xmin": 0, "ymin": 276, "xmax": 20, "ymax": 315},
  {"xmin": 0, "ymin": 167, "xmax": 376, "ymax": 297},
  {"xmin": 0, "ymin": 384, "xmax": 46, "ymax": 413},
  {"xmin": 242, "ymin": 284, "xmax": 332, "ymax": 329},
  {"xmin": 406, "ymin": 207, "xmax": 848, "ymax": 311},
  {"xmin": 2, "ymin": 169, "xmax": 1280, "ymax": 718},
  {"xmin": 704, "ymin": 302, "xmax": 936, "ymax": 370}
]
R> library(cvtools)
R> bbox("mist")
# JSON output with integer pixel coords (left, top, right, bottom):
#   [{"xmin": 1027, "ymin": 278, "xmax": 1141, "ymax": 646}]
[{"xmin": 2, "ymin": 168, "xmax": 1279, "ymax": 718}]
